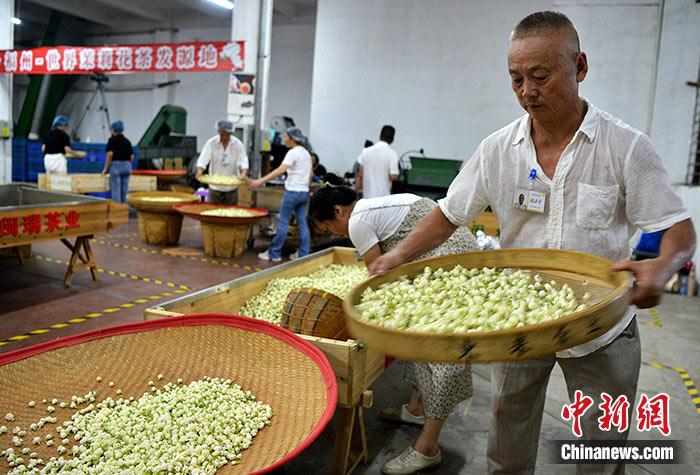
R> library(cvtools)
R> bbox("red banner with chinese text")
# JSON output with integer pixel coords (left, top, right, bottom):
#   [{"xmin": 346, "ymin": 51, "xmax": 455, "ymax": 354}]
[{"xmin": 0, "ymin": 41, "xmax": 244, "ymax": 75}]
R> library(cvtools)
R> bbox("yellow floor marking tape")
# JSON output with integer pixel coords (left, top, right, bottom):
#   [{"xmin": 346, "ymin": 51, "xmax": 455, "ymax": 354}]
[
  {"xmin": 647, "ymin": 361, "xmax": 700, "ymax": 416},
  {"xmin": 0, "ymin": 289, "xmax": 192, "ymax": 348},
  {"xmin": 34, "ymin": 254, "xmax": 192, "ymax": 291},
  {"xmin": 91, "ymin": 238, "xmax": 263, "ymax": 272},
  {"xmin": 642, "ymin": 308, "xmax": 663, "ymax": 327}
]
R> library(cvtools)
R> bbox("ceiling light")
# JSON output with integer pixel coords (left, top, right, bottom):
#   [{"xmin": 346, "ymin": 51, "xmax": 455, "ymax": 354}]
[
  {"xmin": 11, "ymin": 17, "xmax": 21, "ymax": 25},
  {"xmin": 205, "ymin": 0, "xmax": 234, "ymax": 9}
]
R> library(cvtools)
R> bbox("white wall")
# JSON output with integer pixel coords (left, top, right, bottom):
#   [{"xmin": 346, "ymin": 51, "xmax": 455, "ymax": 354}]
[
  {"xmin": 58, "ymin": 27, "xmax": 230, "ymax": 148},
  {"xmin": 53, "ymin": 12, "xmax": 316, "ymax": 152},
  {"xmin": 310, "ymin": 0, "xmax": 663, "ymax": 174},
  {"xmin": 651, "ymin": 0, "xmax": 700, "ymax": 184},
  {"xmin": 268, "ymin": 22, "xmax": 316, "ymax": 134}
]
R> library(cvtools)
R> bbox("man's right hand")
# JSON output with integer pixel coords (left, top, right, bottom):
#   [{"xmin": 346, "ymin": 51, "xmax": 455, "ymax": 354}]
[{"xmin": 368, "ymin": 251, "xmax": 405, "ymax": 276}]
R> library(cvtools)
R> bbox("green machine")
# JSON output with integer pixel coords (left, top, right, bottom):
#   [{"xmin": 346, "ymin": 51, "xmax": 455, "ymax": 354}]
[
  {"xmin": 399, "ymin": 156, "xmax": 464, "ymax": 200},
  {"xmin": 137, "ymin": 105, "xmax": 197, "ymax": 170}
]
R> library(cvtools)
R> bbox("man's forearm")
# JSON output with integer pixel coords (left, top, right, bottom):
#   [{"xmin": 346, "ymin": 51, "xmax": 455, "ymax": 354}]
[
  {"xmin": 656, "ymin": 219, "xmax": 696, "ymax": 281},
  {"xmin": 390, "ymin": 207, "xmax": 458, "ymax": 262}
]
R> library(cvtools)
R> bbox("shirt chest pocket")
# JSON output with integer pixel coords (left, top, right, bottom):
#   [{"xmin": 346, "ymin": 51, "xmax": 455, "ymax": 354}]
[{"xmin": 576, "ymin": 183, "xmax": 619, "ymax": 229}]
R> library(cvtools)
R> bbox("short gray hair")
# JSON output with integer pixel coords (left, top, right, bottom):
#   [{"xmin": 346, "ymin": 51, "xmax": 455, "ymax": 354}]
[
  {"xmin": 216, "ymin": 119, "xmax": 234, "ymax": 133},
  {"xmin": 511, "ymin": 11, "xmax": 580, "ymax": 52}
]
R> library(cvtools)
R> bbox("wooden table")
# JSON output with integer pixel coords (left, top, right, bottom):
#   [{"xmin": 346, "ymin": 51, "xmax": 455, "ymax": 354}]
[{"xmin": 0, "ymin": 184, "xmax": 128, "ymax": 286}]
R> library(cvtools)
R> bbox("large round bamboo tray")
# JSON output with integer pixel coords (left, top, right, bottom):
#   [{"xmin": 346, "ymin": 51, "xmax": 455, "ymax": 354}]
[
  {"xmin": 282, "ymin": 288, "xmax": 350, "ymax": 340},
  {"xmin": 127, "ymin": 191, "xmax": 197, "ymax": 214},
  {"xmin": 198, "ymin": 174, "xmax": 245, "ymax": 187},
  {"xmin": 344, "ymin": 249, "xmax": 632, "ymax": 363},
  {"xmin": 0, "ymin": 314, "xmax": 337, "ymax": 474},
  {"xmin": 127, "ymin": 192, "xmax": 198, "ymax": 245},
  {"xmin": 174, "ymin": 202, "xmax": 269, "ymax": 226},
  {"xmin": 131, "ymin": 169, "xmax": 188, "ymax": 183}
]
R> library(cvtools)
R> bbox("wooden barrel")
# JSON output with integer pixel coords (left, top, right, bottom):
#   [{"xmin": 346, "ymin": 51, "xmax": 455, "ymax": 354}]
[
  {"xmin": 137, "ymin": 211, "xmax": 184, "ymax": 245},
  {"xmin": 201, "ymin": 221, "xmax": 250, "ymax": 258},
  {"xmin": 281, "ymin": 288, "xmax": 350, "ymax": 341}
]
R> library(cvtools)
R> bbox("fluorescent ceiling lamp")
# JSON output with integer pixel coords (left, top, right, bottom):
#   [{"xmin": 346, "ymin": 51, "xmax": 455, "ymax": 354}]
[
  {"xmin": 11, "ymin": 17, "xmax": 21, "ymax": 25},
  {"xmin": 205, "ymin": 0, "xmax": 234, "ymax": 9}
]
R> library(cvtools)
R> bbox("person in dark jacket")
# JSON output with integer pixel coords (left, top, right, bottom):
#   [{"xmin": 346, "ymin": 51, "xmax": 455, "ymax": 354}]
[{"xmin": 100, "ymin": 120, "xmax": 134, "ymax": 204}]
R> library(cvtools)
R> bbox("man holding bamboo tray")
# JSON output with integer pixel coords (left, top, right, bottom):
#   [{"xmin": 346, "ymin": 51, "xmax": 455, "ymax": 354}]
[{"xmin": 370, "ymin": 11, "xmax": 696, "ymax": 475}]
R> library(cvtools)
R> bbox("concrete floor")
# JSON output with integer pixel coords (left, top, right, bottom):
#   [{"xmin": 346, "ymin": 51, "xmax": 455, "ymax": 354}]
[{"xmin": 1, "ymin": 217, "xmax": 698, "ymax": 473}]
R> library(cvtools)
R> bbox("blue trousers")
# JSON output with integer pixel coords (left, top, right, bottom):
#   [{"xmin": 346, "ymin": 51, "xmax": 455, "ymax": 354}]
[
  {"xmin": 109, "ymin": 160, "xmax": 131, "ymax": 204},
  {"xmin": 269, "ymin": 190, "xmax": 310, "ymax": 259}
]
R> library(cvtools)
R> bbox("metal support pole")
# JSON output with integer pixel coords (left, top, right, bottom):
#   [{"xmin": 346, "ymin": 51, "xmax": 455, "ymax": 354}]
[{"xmin": 252, "ymin": 0, "xmax": 273, "ymax": 178}]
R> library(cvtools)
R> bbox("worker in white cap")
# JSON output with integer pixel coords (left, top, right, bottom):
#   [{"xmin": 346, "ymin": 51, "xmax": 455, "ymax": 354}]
[
  {"xmin": 196, "ymin": 119, "xmax": 249, "ymax": 204},
  {"xmin": 42, "ymin": 115, "xmax": 86, "ymax": 174},
  {"xmin": 251, "ymin": 127, "xmax": 312, "ymax": 262}
]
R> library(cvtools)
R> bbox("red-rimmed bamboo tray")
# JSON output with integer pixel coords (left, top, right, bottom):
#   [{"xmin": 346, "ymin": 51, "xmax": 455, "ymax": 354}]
[
  {"xmin": 174, "ymin": 202, "xmax": 269, "ymax": 226},
  {"xmin": 344, "ymin": 249, "xmax": 632, "ymax": 363},
  {"xmin": 0, "ymin": 314, "xmax": 337, "ymax": 474},
  {"xmin": 131, "ymin": 169, "xmax": 187, "ymax": 183}
]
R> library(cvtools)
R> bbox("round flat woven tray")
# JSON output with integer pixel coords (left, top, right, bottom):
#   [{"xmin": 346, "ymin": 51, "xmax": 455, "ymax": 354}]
[
  {"xmin": 0, "ymin": 314, "xmax": 337, "ymax": 474},
  {"xmin": 198, "ymin": 174, "xmax": 245, "ymax": 187},
  {"xmin": 127, "ymin": 191, "xmax": 198, "ymax": 213},
  {"xmin": 174, "ymin": 202, "xmax": 269, "ymax": 225},
  {"xmin": 344, "ymin": 249, "xmax": 631, "ymax": 363},
  {"xmin": 131, "ymin": 169, "xmax": 188, "ymax": 182}
]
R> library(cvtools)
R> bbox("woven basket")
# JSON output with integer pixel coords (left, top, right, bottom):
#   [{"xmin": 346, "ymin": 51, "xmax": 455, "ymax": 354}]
[
  {"xmin": 137, "ymin": 210, "xmax": 184, "ymax": 245},
  {"xmin": 344, "ymin": 249, "xmax": 631, "ymax": 363},
  {"xmin": 202, "ymin": 221, "xmax": 249, "ymax": 258},
  {"xmin": 281, "ymin": 288, "xmax": 350, "ymax": 341},
  {"xmin": 0, "ymin": 314, "xmax": 337, "ymax": 474}
]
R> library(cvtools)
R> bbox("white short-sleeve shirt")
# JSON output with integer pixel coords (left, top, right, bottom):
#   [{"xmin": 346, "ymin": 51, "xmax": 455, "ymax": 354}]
[
  {"xmin": 196, "ymin": 135, "xmax": 249, "ymax": 192},
  {"xmin": 282, "ymin": 145, "xmax": 312, "ymax": 192},
  {"xmin": 438, "ymin": 99, "xmax": 690, "ymax": 358},
  {"xmin": 358, "ymin": 141, "xmax": 400, "ymax": 198},
  {"xmin": 349, "ymin": 194, "xmax": 422, "ymax": 255}
]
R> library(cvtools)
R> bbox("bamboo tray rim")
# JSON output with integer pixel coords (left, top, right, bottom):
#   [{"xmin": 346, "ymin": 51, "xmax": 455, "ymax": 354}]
[
  {"xmin": 0, "ymin": 313, "xmax": 338, "ymax": 475},
  {"xmin": 198, "ymin": 174, "xmax": 245, "ymax": 187},
  {"xmin": 174, "ymin": 202, "xmax": 269, "ymax": 225},
  {"xmin": 344, "ymin": 248, "xmax": 631, "ymax": 338}
]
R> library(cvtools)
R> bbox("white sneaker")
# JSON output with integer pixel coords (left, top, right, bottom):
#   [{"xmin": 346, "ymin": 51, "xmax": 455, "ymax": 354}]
[
  {"xmin": 382, "ymin": 446, "xmax": 442, "ymax": 475},
  {"xmin": 379, "ymin": 404, "xmax": 426, "ymax": 426},
  {"xmin": 290, "ymin": 251, "xmax": 300, "ymax": 260},
  {"xmin": 258, "ymin": 250, "xmax": 281, "ymax": 262}
]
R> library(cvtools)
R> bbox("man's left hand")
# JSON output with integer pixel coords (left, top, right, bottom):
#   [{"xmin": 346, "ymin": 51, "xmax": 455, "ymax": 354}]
[{"xmin": 613, "ymin": 259, "xmax": 669, "ymax": 309}]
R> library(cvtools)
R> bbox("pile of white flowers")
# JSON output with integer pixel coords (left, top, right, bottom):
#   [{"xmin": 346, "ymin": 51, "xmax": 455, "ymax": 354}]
[
  {"xmin": 241, "ymin": 265, "xmax": 368, "ymax": 324},
  {"xmin": 1, "ymin": 377, "xmax": 272, "ymax": 474},
  {"xmin": 201, "ymin": 208, "xmax": 264, "ymax": 218},
  {"xmin": 356, "ymin": 266, "xmax": 588, "ymax": 333},
  {"xmin": 138, "ymin": 196, "xmax": 190, "ymax": 203},
  {"xmin": 201, "ymin": 175, "xmax": 244, "ymax": 186}
]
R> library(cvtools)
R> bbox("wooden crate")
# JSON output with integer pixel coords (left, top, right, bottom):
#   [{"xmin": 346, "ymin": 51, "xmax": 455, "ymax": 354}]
[
  {"xmin": 38, "ymin": 173, "xmax": 156, "ymax": 193},
  {"xmin": 129, "ymin": 175, "xmax": 157, "ymax": 192},
  {"xmin": 145, "ymin": 246, "xmax": 384, "ymax": 474},
  {"xmin": 38, "ymin": 173, "xmax": 108, "ymax": 194},
  {"xmin": 144, "ymin": 247, "xmax": 384, "ymax": 409},
  {"xmin": 254, "ymin": 186, "xmax": 285, "ymax": 212}
]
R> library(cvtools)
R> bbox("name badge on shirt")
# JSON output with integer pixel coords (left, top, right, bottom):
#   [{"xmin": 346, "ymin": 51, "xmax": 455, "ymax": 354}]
[
  {"xmin": 514, "ymin": 189, "xmax": 546, "ymax": 213},
  {"xmin": 221, "ymin": 152, "xmax": 231, "ymax": 165}
]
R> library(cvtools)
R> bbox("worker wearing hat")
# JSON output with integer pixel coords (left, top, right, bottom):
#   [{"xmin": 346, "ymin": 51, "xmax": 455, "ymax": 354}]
[
  {"xmin": 42, "ymin": 115, "xmax": 86, "ymax": 174},
  {"xmin": 251, "ymin": 127, "xmax": 313, "ymax": 262},
  {"xmin": 196, "ymin": 119, "xmax": 249, "ymax": 204},
  {"xmin": 100, "ymin": 120, "xmax": 134, "ymax": 204}
]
